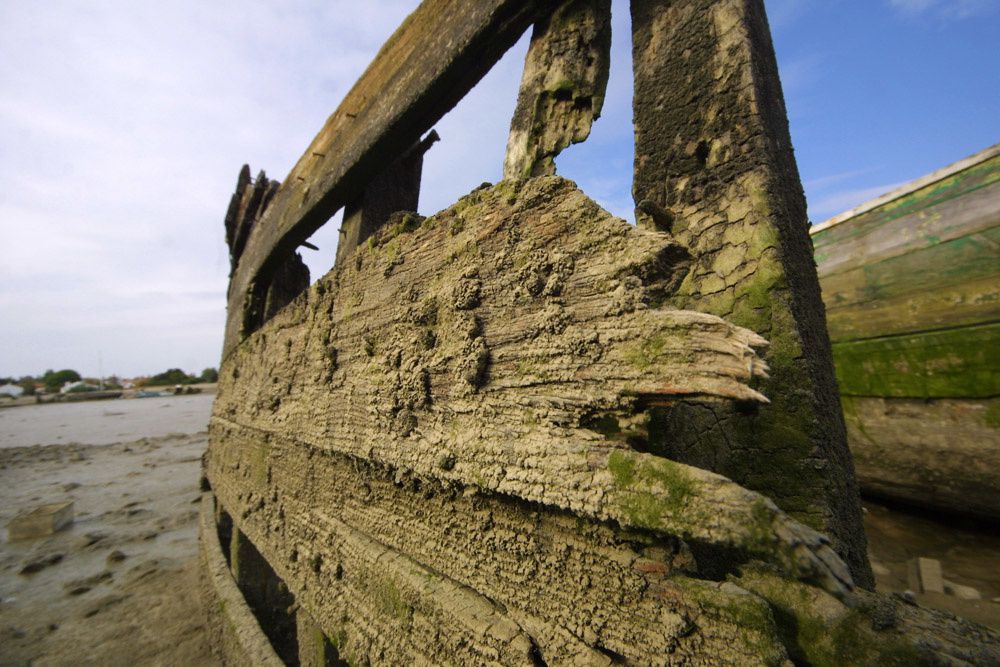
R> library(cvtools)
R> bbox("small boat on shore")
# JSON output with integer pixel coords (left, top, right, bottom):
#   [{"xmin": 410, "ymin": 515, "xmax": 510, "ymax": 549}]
[
  {"xmin": 812, "ymin": 143, "xmax": 1000, "ymax": 519},
  {"xmin": 35, "ymin": 389, "xmax": 124, "ymax": 404},
  {"xmin": 134, "ymin": 390, "xmax": 171, "ymax": 398}
]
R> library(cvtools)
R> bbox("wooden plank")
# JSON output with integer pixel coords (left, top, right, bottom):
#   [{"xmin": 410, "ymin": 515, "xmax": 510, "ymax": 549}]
[
  {"xmin": 207, "ymin": 422, "xmax": 789, "ymax": 664},
  {"xmin": 821, "ymin": 227, "xmax": 1000, "ymax": 312},
  {"xmin": 841, "ymin": 396, "xmax": 1000, "ymax": 519},
  {"xmin": 832, "ymin": 322, "xmax": 1000, "ymax": 398},
  {"xmin": 811, "ymin": 143, "xmax": 1000, "ymax": 233},
  {"xmin": 820, "ymin": 226, "xmax": 1000, "ymax": 340},
  {"xmin": 815, "ymin": 182, "xmax": 1000, "ymax": 281},
  {"xmin": 222, "ymin": 0, "xmax": 546, "ymax": 357},
  {"xmin": 628, "ymin": 0, "xmax": 869, "ymax": 584},
  {"xmin": 812, "ymin": 157, "xmax": 1000, "ymax": 278},
  {"xmin": 825, "ymin": 273, "xmax": 1000, "ymax": 342},
  {"xmin": 210, "ymin": 178, "xmax": 852, "ymax": 595},
  {"xmin": 197, "ymin": 495, "xmax": 285, "ymax": 667}
]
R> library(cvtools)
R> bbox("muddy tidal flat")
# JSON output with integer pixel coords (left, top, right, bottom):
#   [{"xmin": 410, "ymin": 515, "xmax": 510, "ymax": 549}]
[
  {"xmin": 0, "ymin": 394, "xmax": 218, "ymax": 666},
  {"xmin": 0, "ymin": 394, "xmax": 216, "ymax": 449}
]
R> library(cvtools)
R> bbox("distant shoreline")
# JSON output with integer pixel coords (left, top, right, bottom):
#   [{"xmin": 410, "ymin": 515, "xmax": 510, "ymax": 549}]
[{"xmin": 0, "ymin": 383, "xmax": 217, "ymax": 410}]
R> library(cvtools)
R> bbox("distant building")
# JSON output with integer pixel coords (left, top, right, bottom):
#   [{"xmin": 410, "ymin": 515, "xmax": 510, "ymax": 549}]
[
  {"xmin": 61, "ymin": 381, "xmax": 98, "ymax": 394},
  {"xmin": 0, "ymin": 383, "xmax": 24, "ymax": 398}
]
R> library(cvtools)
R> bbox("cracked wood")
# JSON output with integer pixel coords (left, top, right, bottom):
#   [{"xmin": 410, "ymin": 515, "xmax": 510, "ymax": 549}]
[
  {"xmin": 211, "ymin": 178, "xmax": 853, "ymax": 596},
  {"xmin": 223, "ymin": 0, "xmax": 548, "ymax": 356}
]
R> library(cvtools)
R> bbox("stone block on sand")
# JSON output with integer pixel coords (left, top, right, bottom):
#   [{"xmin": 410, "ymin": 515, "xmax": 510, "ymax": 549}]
[
  {"xmin": 7, "ymin": 501, "xmax": 74, "ymax": 541},
  {"xmin": 907, "ymin": 557, "xmax": 945, "ymax": 594},
  {"xmin": 944, "ymin": 579, "xmax": 983, "ymax": 600}
]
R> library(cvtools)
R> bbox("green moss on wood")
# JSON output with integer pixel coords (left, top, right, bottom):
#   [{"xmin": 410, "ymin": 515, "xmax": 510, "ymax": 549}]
[
  {"xmin": 832, "ymin": 321, "xmax": 1000, "ymax": 398},
  {"xmin": 250, "ymin": 439, "xmax": 271, "ymax": 486},
  {"xmin": 548, "ymin": 78, "xmax": 579, "ymax": 96},
  {"xmin": 624, "ymin": 332, "xmax": 686, "ymax": 370},
  {"xmin": 672, "ymin": 576, "xmax": 786, "ymax": 662},
  {"xmin": 389, "ymin": 212, "xmax": 423, "ymax": 238},
  {"xmin": 368, "ymin": 576, "xmax": 410, "ymax": 622},
  {"xmin": 737, "ymin": 569, "xmax": 927, "ymax": 666},
  {"xmin": 608, "ymin": 449, "xmax": 637, "ymax": 486},
  {"xmin": 984, "ymin": 400, "xmax": 1000, "ymax": 428},
  {"xmin": 608, "ymin": 451, "xmax": 696, "ymax": 529}
]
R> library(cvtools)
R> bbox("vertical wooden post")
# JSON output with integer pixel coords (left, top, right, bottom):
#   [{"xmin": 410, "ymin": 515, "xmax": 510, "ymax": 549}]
[
  {"xmin": 335, "ymin": 131, "xmax": 439, "ymax": 266},
  {"xmin": 631, "ymin": 0, "xmax": 872, "ymax": 587},
  {"xmin": 503, "ymin": 0, "xmax": 611, "ymax": 179},
  {"xmin": 223, "ymin": 165, "xmax": 309, "ymax": 338},
  {"xmin": 224, "ymin": 165, "xmax": 279, "ymax": 278},
  {"xmin": 296, "ymin": 608, "xmax": 345, "ymax": 667},
  {"xmin": 231, "ymin": 528, "xmax": 300, "ymax": 663}
]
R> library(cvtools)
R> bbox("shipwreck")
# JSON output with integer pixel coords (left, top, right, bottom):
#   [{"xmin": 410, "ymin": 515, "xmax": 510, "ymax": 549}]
[
  {"xmin": 813, "ymin": 143, "xmax": 1000, "ymax": 520},
  {"xmin": 199, "ymin": 0, "xmax": 1000, "ymax": 664}
]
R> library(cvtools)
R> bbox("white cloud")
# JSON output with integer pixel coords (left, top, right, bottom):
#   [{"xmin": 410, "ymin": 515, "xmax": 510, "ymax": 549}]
[
  {"xmin": 0, "ymin": 0, "xmax": 414, "ymax": 377},
  {"xmin": 2, "ymin": 0, "xmax": 984, "ymax": 379}
]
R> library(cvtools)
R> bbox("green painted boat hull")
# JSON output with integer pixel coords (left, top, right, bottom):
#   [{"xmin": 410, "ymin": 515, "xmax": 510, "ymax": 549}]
[{"xmin": 812, "ymin": 145, "xmax": 1000, "ymax": 518}]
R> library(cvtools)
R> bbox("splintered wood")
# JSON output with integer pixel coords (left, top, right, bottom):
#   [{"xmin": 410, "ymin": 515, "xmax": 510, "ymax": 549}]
[
  {"xmin": 503, "ymin": 0, "xmax": 611, "ymax": 179},
  {"xmin": 207, "ymin": 179, "xmax": 1000, "ymax": 665},
  {"xmin": 213, "ymin": 179, "xmax": 788, "ymax": 536},
  {"xmin": 203, "ymin": 0, "xmax": 1000, "ymax": 663},
  {"xmin": 209, "ymin": 178, "xmax": 855, "ymax": 662}
]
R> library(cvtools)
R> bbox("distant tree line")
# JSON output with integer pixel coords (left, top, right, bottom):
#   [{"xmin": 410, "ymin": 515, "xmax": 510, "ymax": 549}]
[
  {"xmin": 0, "ymin": 369, "xmax": 82, "ymax": 394},
  {"xmin": 144, "ymin": 367, "xmax": 218, "ymax": 386},
  {"xmin": 0, "ymin": 367, "xmax": 219, "ymax": 393}
]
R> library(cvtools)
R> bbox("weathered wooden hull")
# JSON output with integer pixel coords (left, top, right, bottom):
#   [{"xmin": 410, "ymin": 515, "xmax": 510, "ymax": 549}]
[
  {"xmin": 208, "ymin": 178, "xmax": 999, "ymax": 664},
  {"xmin": 812, "ymin": 144, "xmax": 1000, "ymax": 518},
  {"xmin": 202, "ymin": 0, "xmax": 1000, "ymax": 661}
]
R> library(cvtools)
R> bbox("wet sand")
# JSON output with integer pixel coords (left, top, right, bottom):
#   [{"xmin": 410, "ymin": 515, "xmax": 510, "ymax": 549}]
[
  {"xmin": 0, "ymin": 396, "xmax": 217, "ymax": 666},
  {"xmin": 0, "ymin": 394, "xmax": 214, "ymax": 448},
  {"xmin": 0, "ymin": 395, "xmax": 997, "ymax": 665},
  {"xmin": 865, "ymin": 499, "xmax": 1000, "ymax": 630}
]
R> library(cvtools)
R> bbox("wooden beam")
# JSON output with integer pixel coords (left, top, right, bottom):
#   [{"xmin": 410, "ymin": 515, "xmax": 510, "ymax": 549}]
[
  {"xmin": 335, "ymin": 130, "xmax": 439, "ymax": 266},
  {"xmin": 629, "ymin": 0, "xmax": 872, "ymax": 587},
  {"xmin": 825, "ymin": 274, "xmax": 1000, "ymax": 343},
  {"xmin": 811, "ymin": 155, "xmax": 1000, "ymax": 279},
  {"xmin": 222, "ymin": 0, "xmax": 548, "ymax": 357},
  {"xmin": 822, "ymin": 230, "xmax": 1000, "ymax": 341},
  {"xmin": 832, "ymin": 322, "xmax": 1000, "ymax": 399},
  {"xmin": 842, "ymin": 395, "xmax": 1000, "ymax": 519}
]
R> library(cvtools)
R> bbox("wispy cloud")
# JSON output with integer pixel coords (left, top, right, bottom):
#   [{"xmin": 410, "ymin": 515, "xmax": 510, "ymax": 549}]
[
  {"xmin": 804, "ymin": 165, "xmax": 914, "ymax": 222},
  {"xmin": 764, "ymin": 0, "xmax": 815, "ymax": 32},
  {"xmin": 0, "ymin": 0, "xmax": 992, "ymax": 379},
  {"xmin": 808, "ymin": 181, "xmax": 909, "ymax": 222},
  {"xmin": 0, "ymin": 0, "xmax": 535, "ymax": 378},
  {"xmin": 888, "ymin": 0, "xmax": 998, "ymax": 19},
  {"xmin": 804, "ymin": 168, "xmax": 879, "ymax": 191},
  {"xmin": 776, "ymin": 52, "xmax": 825, "ymax": 99}
]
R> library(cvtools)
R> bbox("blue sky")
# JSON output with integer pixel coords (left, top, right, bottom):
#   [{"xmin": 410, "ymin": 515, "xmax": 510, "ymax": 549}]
[
  {"xmin": 0, "ymin": 0, "xmax": 997, "ymax": 378},
  {"xmin": 766, "ymin": 0, "xmax": 1000, "ymax": 219}
]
